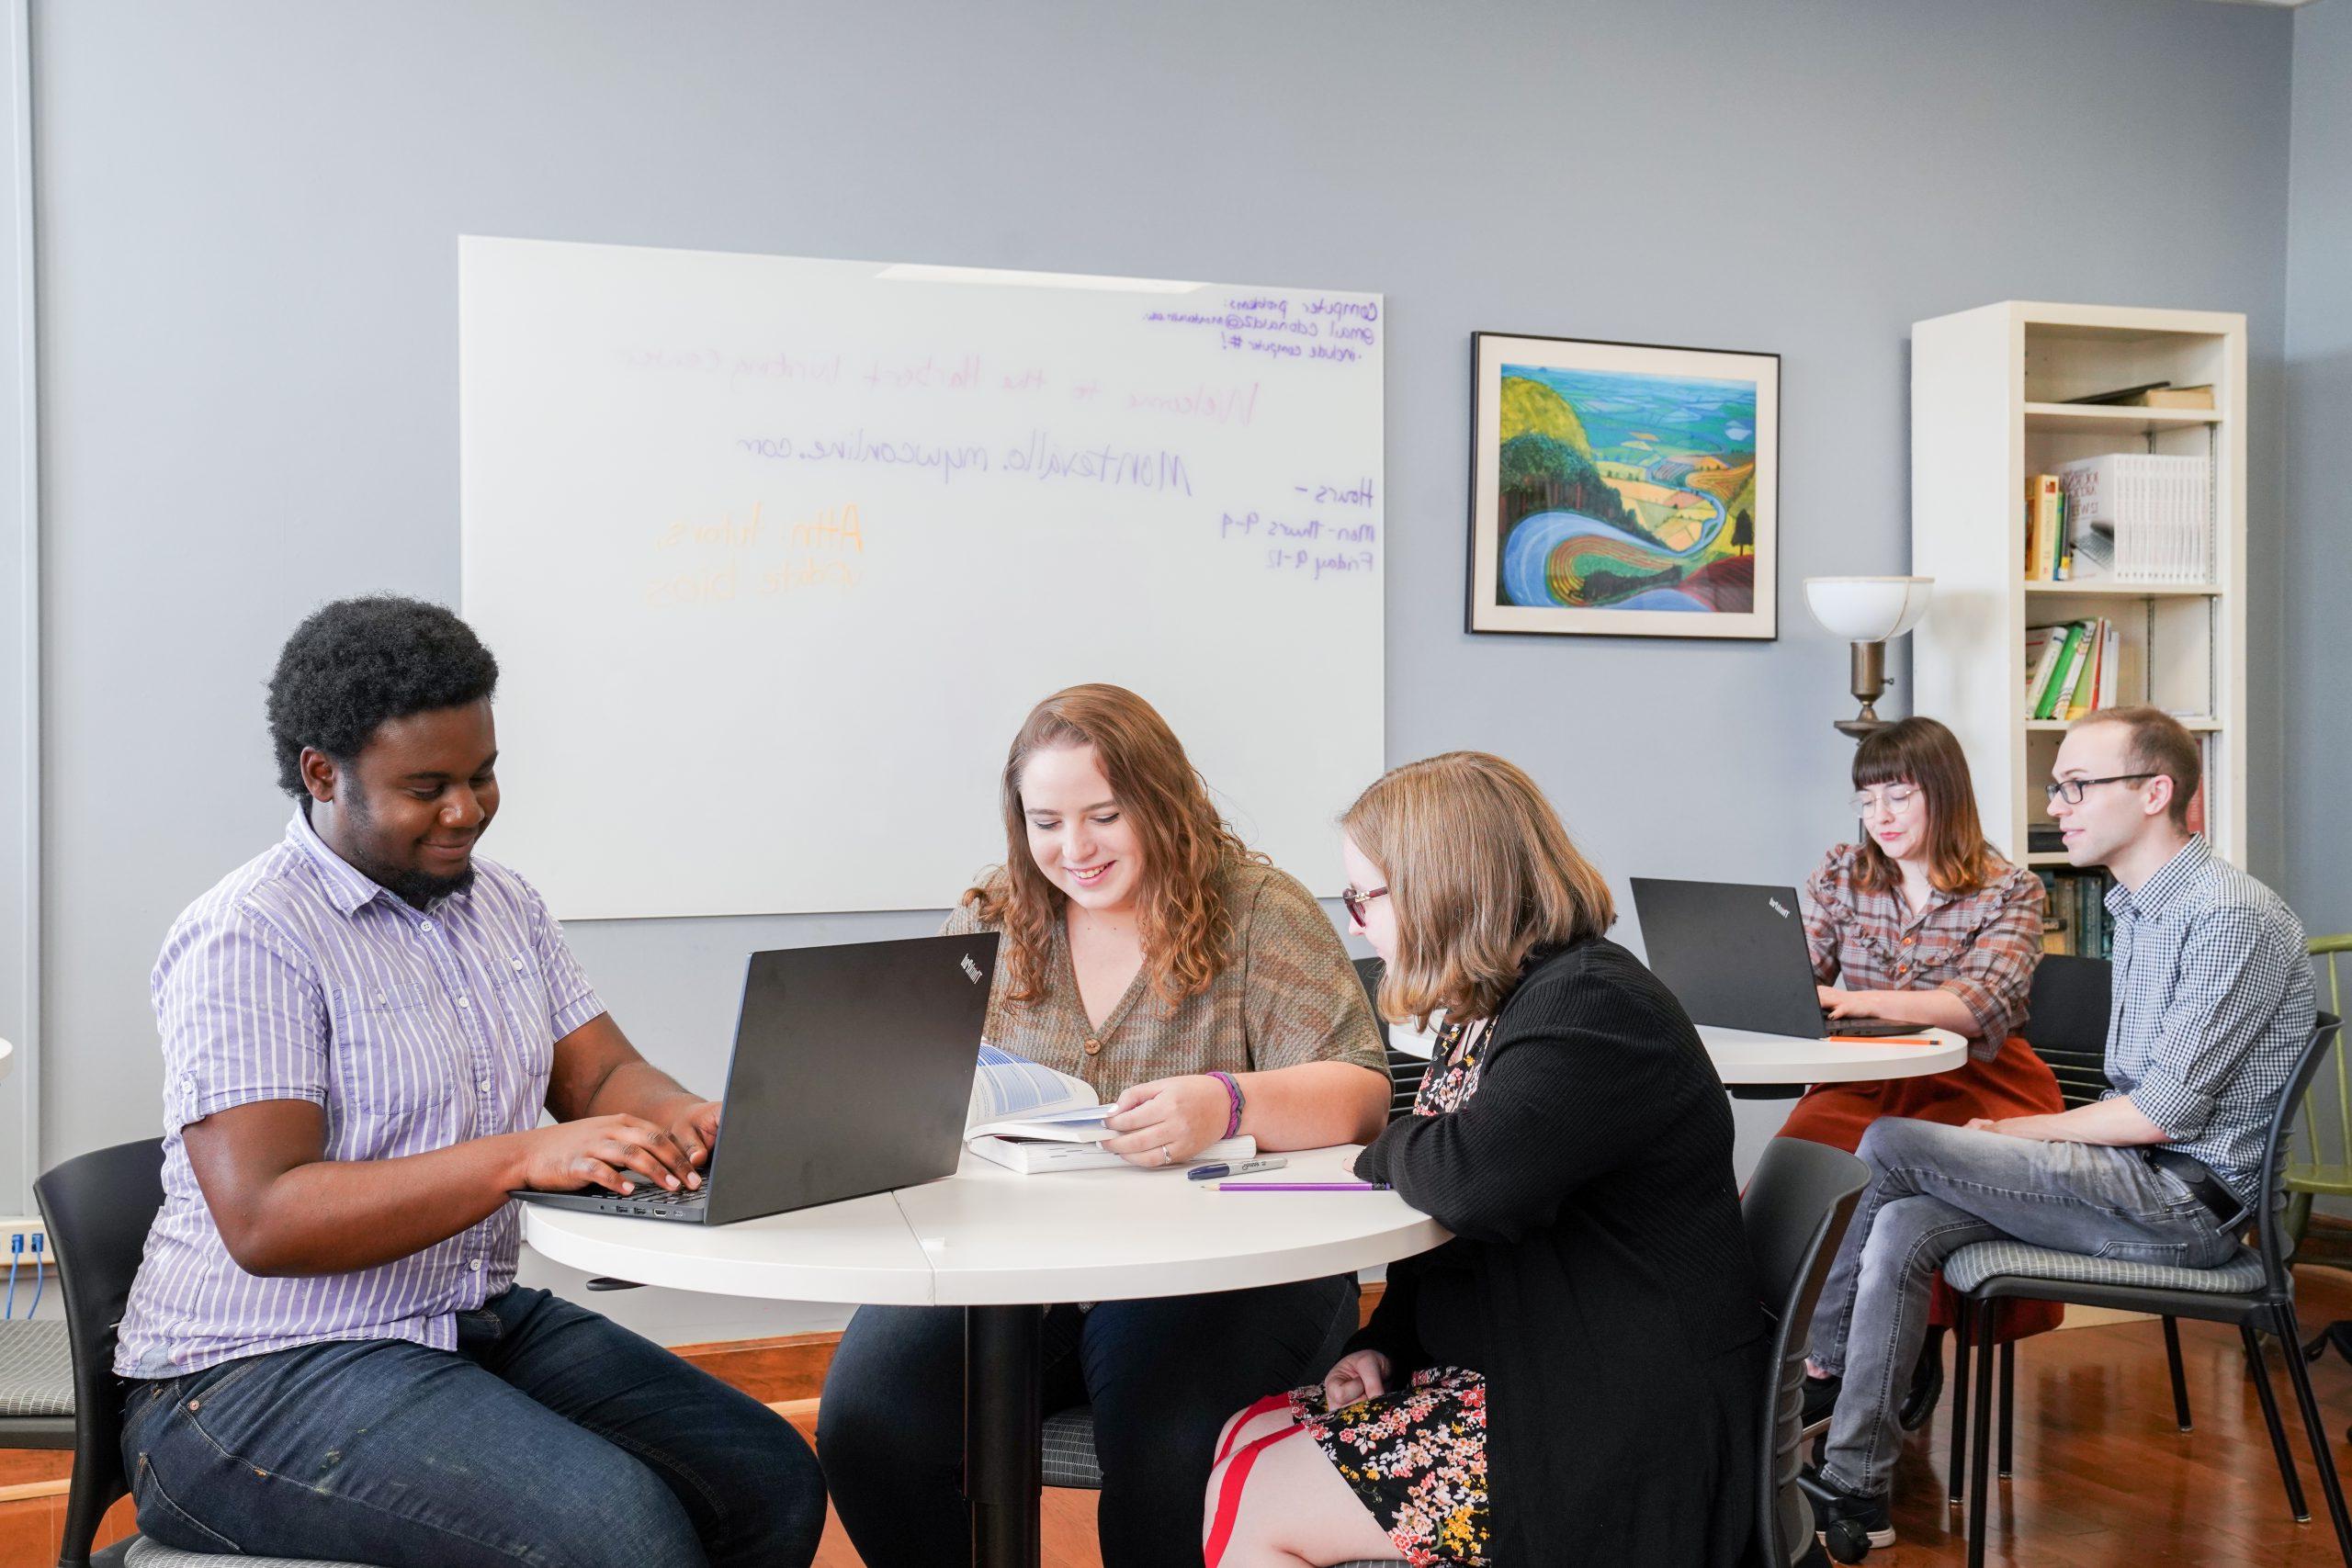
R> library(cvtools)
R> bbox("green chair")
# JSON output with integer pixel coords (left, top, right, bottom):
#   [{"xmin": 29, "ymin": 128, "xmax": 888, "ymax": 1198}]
[{"xmin": 2286, "ymin": 934, "xmax": 2352, "ymax": 1249}]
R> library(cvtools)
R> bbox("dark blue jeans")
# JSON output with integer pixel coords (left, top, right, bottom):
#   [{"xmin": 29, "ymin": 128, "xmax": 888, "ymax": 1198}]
[
  {"xmin": 119, "ymin": 1286, "xmax": 826, "ymax": 1568},
  {"xmin": 818, "ymin": 1275, "xmax": 1356, "ymax": 1568}
]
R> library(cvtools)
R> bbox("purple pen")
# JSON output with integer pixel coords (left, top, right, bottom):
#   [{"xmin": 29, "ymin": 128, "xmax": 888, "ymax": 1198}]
[{"xmin": 1215, "ymin": 1180, "xmax": 1393, "ymax": 1191}]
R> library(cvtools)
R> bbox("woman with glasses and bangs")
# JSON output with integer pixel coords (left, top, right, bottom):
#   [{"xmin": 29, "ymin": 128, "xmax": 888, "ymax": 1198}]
[
  {"xmin": 1203, "ymin": 752, "xmax": 1762, "ymax": 1568},
  {"xmin": 1780, "ymin": 714, "xmax": 2061, "ymax": 1421},
  {"xmin": 818, "ymin": 683, "xmax": 1392, "ymax": 1568}
]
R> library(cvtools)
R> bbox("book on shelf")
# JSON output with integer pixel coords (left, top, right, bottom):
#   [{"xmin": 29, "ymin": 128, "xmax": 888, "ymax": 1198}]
[
  {"xmin": 2053, "ymin": 454, "xmax": 2211, "ymax": 584},
  {"xmin": 2024, "ymin": 474, "xmax": 2063, "ymax": 580},
  {"xmin": 2024, "ymin": 618, "xmax": 2120, "ymax": 718},
  {"xmin": 2023, "ymin": 626, "xmax": 2062, "ymax": 704},
  {"xmin": 2035, "ymin": 867, "xmax": 2118, "ymax": 959},
  {"xmin": 967, "ymin": 1043, "xmax": 1253, "ymax": 1174},
  {"xmin": 2031, "ymin": 623, "xmax": 2088, "ymax": 719},
  {"xmin": 2061, "ymin": 381, "xmax": 2215, "ymax": 410}
]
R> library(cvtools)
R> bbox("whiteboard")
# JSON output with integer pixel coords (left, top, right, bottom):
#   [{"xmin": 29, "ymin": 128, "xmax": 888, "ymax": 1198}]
[{"xmin": 459, "ymin": 237, "xmax": 1384, "ymax": 919}]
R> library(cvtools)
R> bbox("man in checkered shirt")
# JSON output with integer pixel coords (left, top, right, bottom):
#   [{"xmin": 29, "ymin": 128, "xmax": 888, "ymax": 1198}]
[{"xmin": 1803, "ymin": 705, "xmax": 2315, "ymax": 1551}]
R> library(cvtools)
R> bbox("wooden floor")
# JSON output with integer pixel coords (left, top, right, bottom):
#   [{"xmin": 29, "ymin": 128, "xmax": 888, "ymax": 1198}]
[{"xmin": 14, "ymin": 1268, "xmax": 2352, "ymax": 1566}]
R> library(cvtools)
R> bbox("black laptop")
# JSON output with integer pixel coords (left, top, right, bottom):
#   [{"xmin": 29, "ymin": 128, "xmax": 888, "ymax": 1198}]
[
  {"xmin": 514, "ymin": 932, "xmax": 999, "ymax": 1224},
  {"xmin": 1628, "ymin": 877, "xmax": 1924, "ymax": 1041}
]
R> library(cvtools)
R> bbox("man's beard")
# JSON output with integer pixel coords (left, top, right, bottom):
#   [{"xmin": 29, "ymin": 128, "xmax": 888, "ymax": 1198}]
[{"xmin": 338, "ymin": 791, "xmax": 478, "ymax": 907}]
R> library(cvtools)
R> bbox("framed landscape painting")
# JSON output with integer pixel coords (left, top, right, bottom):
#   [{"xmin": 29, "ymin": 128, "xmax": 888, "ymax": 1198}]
[{"xmin": 1466, "ymin": 333, "xmax": 1778, "ymax": 638}]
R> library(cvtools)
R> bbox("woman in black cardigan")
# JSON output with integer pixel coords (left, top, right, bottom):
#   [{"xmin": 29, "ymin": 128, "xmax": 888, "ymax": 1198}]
[{"xmin": 1203, "ymin": 751, "xmax": 1767, "ymax": 1568}]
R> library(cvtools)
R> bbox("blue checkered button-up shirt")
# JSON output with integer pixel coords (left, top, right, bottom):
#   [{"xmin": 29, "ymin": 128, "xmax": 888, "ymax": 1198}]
[{"xmin": 2102, "ymin": 837, "xmax": 2314, "ymax": 1205}]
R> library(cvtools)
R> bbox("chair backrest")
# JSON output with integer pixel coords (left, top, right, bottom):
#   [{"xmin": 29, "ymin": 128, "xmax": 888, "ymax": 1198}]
[
  {"xmin": 1353, "ymin": 954, "xmax": 1423, "ymax": 1123},
  {"xmin": 2292, "ymin": 937, "xmax": 2352, "ymax": 1190},
  {"xmin": 31, "ymin": 1138, "xmax": 166, "ymax": 1567},
  {"xmin": 2257, "ymin": 1012, "xmax": 2346, "ymax": 1292},
  {"xmin": 1741, "ymin": 1137, "xmax": 1868, "ymax": 1568},
  {"xmin": 2019, "ymin": 953, "xmax": 2113, "ymax": 1110}
]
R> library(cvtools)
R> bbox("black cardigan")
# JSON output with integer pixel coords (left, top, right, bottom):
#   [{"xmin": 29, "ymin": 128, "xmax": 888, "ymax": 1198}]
[{"xmin": 1351, "ymin": 937, "xmax": 1766, "ymax": 1568}]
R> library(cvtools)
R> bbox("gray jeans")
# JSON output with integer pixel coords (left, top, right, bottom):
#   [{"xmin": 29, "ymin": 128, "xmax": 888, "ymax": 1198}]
[{"xmin": 1809, "ymin": 1117, "xmax": 2241, "ymax": 1497}]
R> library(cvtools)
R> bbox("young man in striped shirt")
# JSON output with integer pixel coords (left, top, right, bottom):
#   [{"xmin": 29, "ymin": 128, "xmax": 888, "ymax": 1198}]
[
  {"xmin": 111, "ymin": 596, "xmax": 825, "ymax": 1568},
  {"xmin": 1802, "ymin": 705, "xmax": 2315, "ymax": 1550}
]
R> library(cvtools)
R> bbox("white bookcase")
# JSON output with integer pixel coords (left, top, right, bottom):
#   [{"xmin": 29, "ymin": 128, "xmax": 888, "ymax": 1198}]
[{"xmin": 1910, "ymin": 301, "xmax": 2247, "ymax": 872}]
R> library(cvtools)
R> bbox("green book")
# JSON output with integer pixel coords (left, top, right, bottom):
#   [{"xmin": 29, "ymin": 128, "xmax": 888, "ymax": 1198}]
[{"xmin": 2034, "ymin": 623, "xmax": 2088, "ymax": 720}]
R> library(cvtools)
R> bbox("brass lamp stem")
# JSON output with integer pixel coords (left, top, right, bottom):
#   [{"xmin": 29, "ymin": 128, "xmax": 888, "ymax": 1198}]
[{"xmin": 1834, "ymin": 639, "xmax": 1889, "ymax": 740}]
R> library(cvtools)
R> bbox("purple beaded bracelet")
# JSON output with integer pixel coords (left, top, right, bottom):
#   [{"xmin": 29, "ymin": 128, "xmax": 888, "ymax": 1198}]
[{"xmin": 1208, "ymin": 1071, "xmax": 1245, "ymax": 1141}]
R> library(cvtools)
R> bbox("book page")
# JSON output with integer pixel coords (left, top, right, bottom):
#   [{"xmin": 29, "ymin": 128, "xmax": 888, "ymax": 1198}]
[{"xmin": 968, "ymin": 1044, "xmax": 1102, "ymax": 1133}]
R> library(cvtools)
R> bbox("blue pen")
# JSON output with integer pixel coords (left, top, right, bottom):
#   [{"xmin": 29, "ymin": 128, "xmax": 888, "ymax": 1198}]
[{"xmin": 1187, "ymin": 1156, "xmax": 1289, "ymax": 1181}]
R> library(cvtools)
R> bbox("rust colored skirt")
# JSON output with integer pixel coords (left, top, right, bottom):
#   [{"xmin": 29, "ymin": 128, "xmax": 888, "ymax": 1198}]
[{"xmin": 1774, "ymin": 1035, "xmax": 2066, "ymax": 1340}]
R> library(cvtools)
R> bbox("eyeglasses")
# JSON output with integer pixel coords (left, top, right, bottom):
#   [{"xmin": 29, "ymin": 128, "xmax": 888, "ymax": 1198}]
[
  {"xmin": 1847, "ymin": 784, "xmax": 1924, "ymax": 817},
  {"xmin": 2043, "ymin": 773, "xmax": 2157, "ymax": 806},
  {"xmin": 1340, "ymin": 884, "xmax": 1389, "ymax": 925}
]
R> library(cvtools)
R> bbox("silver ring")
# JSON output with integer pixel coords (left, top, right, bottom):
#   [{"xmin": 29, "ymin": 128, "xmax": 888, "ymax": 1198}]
[{"xmin": 1160, "ymin": 1145, "xmax": 1173, "ymax": 1165}]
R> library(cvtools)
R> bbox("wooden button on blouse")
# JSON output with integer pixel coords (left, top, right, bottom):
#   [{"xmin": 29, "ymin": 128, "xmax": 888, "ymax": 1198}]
[{"xmin": 1083, "ymin": 1037, "xmax": 1102, "ymax": 1055}]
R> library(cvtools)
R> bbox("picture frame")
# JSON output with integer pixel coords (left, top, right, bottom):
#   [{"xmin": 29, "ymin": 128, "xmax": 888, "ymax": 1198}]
[{"xmin": 1465, "ymin": 332, "xmax": 1779, "ymax": 639}]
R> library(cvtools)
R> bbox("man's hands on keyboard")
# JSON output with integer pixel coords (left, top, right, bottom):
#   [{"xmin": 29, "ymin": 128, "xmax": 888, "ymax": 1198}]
[{"xmin": 515, "ymin": 1114, "xmax": 703, "ymax": 1197}]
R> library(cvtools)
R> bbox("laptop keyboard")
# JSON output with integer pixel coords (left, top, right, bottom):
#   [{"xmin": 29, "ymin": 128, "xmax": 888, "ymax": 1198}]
[
  {"xmin": 608, "ymin": 1185, "xmax": 704, "ymax": 1207},
  {"xmin": 1819, "ymin": 1013, "xmax": 1919, "ymax": 1038}
]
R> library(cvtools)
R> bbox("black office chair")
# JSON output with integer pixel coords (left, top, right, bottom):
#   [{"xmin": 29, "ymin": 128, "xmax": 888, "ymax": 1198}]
[
  {"xmin": 34, "ymin": 1138, "xmax": 377, "ymax": 1568},
  {"xmin": 1038, "ymin": 957, "xmax": 1398, "ymax": 1505},
  {"xmin": 1749, "ymin": 1138, "xmax": 1870, "ymax": 1567},
  {"xmin": 1936, "ymin": 954, "xmax": 2197, "ymax": 1505},
  {"xmin": 1353, "ymin": 955, "xmax": 1433, "ymax": 1123},
  {"xmin": 0, "ymin": 1319, "xmax": 76, "ymax": 1450},
  {"xmin": 1942, "ymin": 1014, "xmax": 2352, "ymax": 1568}
]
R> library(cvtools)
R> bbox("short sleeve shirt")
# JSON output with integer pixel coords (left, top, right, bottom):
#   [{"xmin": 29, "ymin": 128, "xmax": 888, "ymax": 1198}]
[
  {"xmin": 938, "ymin": 860, "xmax": 1387, "ymax": 1098},
  {"xmin": 113, "ymin": 810, "xmax": 605, "ymax": 1378},
  {"xmin": 1800, "ymin": 843, "xmax": 2045, "ymax": 1061}
]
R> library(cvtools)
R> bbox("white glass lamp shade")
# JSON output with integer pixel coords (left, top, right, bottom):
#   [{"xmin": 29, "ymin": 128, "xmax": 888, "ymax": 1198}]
[{"xmin": 1803, "ymin": 576, "xmax": 1933, "ymax": 642}]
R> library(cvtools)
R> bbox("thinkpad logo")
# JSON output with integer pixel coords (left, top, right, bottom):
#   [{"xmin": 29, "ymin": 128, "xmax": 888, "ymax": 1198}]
[
  {"xmin": 1768, "ymin": 897, "xmax": 1791, "ymax": 919},
  {"xmin": 960, "ymin": 953, "xmax": 983, "ymax": 985}
]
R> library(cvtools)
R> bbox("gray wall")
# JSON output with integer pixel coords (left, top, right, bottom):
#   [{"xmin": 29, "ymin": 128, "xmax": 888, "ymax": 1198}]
[
  {"xmin": 2286, "ymin": 0, "xmax": 2352, "ymax": 949},
  {"xmin": 17, "ymin": 0, "xmax": 2306, "ymax": 1337}
]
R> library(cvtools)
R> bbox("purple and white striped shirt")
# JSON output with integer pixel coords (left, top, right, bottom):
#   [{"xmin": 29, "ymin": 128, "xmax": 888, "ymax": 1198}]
[{"xmin": 114, "ymin": 810, "xmax": 605, "ymax": 1378}]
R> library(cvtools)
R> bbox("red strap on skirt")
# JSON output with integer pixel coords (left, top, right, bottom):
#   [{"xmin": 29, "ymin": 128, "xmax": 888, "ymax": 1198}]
[
  {"xmin": 1204, "ymin": 1422, "xmax": 1305, "ymax": 1568},
  {"xmin": 1216, "ymin": 1393, "xmax": 1295, "ymax": 1463}
]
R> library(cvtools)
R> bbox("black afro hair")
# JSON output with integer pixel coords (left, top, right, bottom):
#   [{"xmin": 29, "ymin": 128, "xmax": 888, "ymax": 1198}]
[{"xmin": 266, "ymin": 596, "xmax": 500, "ymax": 797}]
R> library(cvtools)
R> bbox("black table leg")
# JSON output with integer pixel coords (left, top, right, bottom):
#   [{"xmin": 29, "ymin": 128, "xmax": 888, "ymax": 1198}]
[{"xmin": 967, "ymin": 1303, "xmax": 1045, "ymax": 1568}]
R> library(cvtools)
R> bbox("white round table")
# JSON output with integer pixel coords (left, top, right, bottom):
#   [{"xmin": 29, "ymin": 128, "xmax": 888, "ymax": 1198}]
[
  {"xmin": 1698, "ymin": 1023, "xmax": 1968, "ymax": 1089},
  {"xmin": 1388, "ymin": 1020, "xmax": 1968, "ymax": 1092},
  {"xmin": 525, "ymin": 1142, "xmax": 1443, "ymax": 1567}
]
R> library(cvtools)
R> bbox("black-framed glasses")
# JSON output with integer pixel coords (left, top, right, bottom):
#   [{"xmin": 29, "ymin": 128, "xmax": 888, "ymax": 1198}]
[
  {"xmin": 1341, "ymin": 884, "xmax": 1389, "ymax": 925},
  {"xmin": 2043, "ymin": 773, "xmax": 2157, "ymax": 806}
]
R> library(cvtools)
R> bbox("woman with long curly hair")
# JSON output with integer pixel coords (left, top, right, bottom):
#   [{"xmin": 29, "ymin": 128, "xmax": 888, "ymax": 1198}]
[{"xmin": 819, "ymin": 684, "xmax": 1391, "ymax": 1568}]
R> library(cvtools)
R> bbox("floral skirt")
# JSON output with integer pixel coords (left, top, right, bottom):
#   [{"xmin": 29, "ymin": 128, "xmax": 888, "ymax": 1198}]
[{"xmin": 1287, "ymin": 1367, "xmax": 1488, "ymax": 1568}]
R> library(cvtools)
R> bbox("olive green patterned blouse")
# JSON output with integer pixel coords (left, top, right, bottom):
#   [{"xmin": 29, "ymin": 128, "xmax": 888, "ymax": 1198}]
[{"xmin": 938, "ymin": 860, "xmax": 1387, "ymax": 1100}]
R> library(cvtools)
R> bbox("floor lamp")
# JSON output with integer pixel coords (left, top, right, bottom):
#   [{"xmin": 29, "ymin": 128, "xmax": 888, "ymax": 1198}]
[{"xmin": 1803, "ymin": 576, "xmax": 1933, "ymax": 739}]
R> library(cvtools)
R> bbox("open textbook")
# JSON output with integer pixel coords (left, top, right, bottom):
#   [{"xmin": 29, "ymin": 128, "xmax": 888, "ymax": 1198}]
[{"xmin": 967, "ymin": 1044, "xmax": 1254, "ymax": 1174}]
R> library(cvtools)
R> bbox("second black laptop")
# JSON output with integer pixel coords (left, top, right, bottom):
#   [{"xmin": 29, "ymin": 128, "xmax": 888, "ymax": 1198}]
[{"xmin": 1629, "ymin": 876, "xmax": 1925, "ymax": 1041}]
